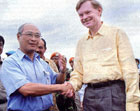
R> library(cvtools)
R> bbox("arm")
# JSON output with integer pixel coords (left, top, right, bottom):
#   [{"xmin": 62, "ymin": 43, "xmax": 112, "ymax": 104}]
[
  {"xmin": 62, "ymin": 40, "xmax": 84, "ymax": 97},
  {"xmin": 69, "ymin": 39, "xmax": 84, "ymax": 91},
  {"xmin": 117, "ymin": 29, "xmax": 140, "ymax": 111},
  {"xmin": 56, "ymin": 72, "xmax": 65, "ymax": 84},
  {"xmin": 56, "ymin": 55, "xmax": 66, "ymax": 84},
  {"xmin": 18, "ymin": 83, "xmax": 68, "ymax": 97}
]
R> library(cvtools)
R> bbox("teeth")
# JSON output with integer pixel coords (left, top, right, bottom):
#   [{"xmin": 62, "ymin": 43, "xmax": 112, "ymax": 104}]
[{"xmin": 83, "ymin": 18, "xmax": 91, "ymax": 23}]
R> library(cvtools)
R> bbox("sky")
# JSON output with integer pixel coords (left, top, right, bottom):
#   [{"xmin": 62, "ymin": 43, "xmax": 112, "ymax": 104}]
[{"xmin": 0, "ymin": 0, "xmax": 140, "ymax": 67}]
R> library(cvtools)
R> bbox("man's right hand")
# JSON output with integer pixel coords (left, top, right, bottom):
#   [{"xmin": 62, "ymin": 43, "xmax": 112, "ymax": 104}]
[{"xmin": 61, "ymin": 82, "xmax": 75, "ymax": 98}]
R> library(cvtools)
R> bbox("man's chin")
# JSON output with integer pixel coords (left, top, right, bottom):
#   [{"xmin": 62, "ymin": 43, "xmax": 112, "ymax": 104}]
[
  {"xmin": 83, "ymin": 23, "xmax": 92, "ymax": 28},
  {"xmin": 27, "ymin": 49, "xmax": 36, "ymax": 53}
]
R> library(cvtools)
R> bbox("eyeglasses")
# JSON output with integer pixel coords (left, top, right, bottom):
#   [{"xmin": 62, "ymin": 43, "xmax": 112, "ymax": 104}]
[{"xmin": 21, "ymin": 32, "xmax": 41, "ymax": 38}]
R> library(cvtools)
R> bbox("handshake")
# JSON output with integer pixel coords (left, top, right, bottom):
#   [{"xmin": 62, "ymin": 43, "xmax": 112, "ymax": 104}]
[{"xmin": 59, "ymin": 82, "xmax": 75, "ymax": 97}]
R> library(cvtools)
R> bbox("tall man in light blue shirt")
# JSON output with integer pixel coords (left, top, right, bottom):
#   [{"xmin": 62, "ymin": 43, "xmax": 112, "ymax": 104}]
[{"xmin": 0, "ymin": 23, "xmax": 68, "ymax": 111}]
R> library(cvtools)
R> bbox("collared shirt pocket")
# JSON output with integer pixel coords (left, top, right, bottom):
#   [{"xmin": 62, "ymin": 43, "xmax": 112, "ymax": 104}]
[
  {"xmin": 43, "ymin": 71, "xmax": 51, "ymax": 84},
  {"xmin": 100, "ymin": 48, "xmax": 115, "ymax": 61}
]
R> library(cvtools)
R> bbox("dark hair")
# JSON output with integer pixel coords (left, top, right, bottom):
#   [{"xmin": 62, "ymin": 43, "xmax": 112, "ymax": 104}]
[
  {"xmin": 135, "ymin": 58, "xmax": 139, "ymax": 64},
  {"xmin": 76, "ymin": 0, "xmax": 103, "ymax": 11},
  {"xmin": 0, "ymin": 35, "xmax": 5, "ymax": 45},
  {"xmin": 41, "ymin": 38, "xmax": 47, "ymax": 49}
]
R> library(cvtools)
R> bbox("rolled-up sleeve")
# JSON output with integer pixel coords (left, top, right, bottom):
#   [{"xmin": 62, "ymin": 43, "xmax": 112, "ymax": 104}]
[{"xmin": 0, "ymin": 58, "xmax": 30, "ymax": 96}]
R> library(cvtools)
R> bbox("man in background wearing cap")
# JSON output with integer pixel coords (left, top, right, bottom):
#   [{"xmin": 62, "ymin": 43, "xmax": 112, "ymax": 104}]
[
  {"xmin": 66, "ymin": 57, "xmax": 74, "ymax": 81},
  {"xmin": 0, "ymin": 35, "xmax": 7, "ymax": 111},
  {"xmin": 69, "ymin": 57, "xmax": 74, "ymax": 71},
  {"xmin": 50, "ymin": 52, "xmax": 61, "ymax": 72}
]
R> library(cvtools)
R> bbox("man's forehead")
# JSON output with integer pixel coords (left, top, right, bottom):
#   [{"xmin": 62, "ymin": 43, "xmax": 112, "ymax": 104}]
[
  {"xmin": 23, "ymin": 24, "xmax": 40, "ymax": 33},
  {"xmin": 38, "ymin": 40, "xmax": 44, "ymax": 46}
]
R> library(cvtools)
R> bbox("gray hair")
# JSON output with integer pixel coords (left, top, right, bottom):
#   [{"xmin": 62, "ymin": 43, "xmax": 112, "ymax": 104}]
[
  {"xmin": 76, "ymin": 0, "xmax": 103, "ymax": 11},
  {"xmin": 17, "ymin": 23, "xmax": 32, "ymax": 34}
]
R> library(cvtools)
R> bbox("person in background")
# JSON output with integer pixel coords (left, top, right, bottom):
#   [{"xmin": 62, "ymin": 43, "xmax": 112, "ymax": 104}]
[
  {"xmin": 0, "ymin": 35, "xmax": 7, "ymax": 111},
  {"xmin": 0, "ymin": 36, "xmax": 5, "ymax": 66},
  {"xmin": 36, "ymin": 38, "xmax": 59, "ymax": 111},
  {"xmin": 5, "ymin": 50, "xmax": 16, "ymax": 57},
  {"xmin": 36, "ymin": 38, "xmax": 59, "ymax": 73},
  {"xmin": 66, "ymin": 57, "xmax": 74, "ymax": 81},
  {"xmin": 135, "ymin": 58, "xmax": 140, "ymax": 91},
  {"xmin": 50, "ymin": 52, "xmax": 61, "ymax": 72},
  {"xmin": 63, "ymin": 0, "xmax": 140, "ymax": 111},
  {"xmin": 135, "ymin": 58, "xmax": 140, "ymax": 70},
  {"xmin": 0, "ymin": 23, "xmax": 68, "ymax": 111},
  {"xmin": 68, "ymin": 57, "xmax": 83, "ymax": 111},
  {"xmin": 36, "ymin": 38, "xmax": 60, "ymax": 111},
  {"xmin": 69, "ymin": 57, "xmax": 74, "ymax": 71},
  {"xmin": 51, "ymin": 53, "xmax": 77, "ymax": 111}
]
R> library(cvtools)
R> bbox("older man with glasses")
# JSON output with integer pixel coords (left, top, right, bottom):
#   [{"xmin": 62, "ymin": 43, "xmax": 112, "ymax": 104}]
[{"xmin": 0, "ymin": 23, "xmax": 68, "ymax": 111}]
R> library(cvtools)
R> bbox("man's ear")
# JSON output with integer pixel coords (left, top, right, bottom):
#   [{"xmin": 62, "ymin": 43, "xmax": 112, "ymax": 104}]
[
  {"xmin": 98, "ymin": 7, "xmax": 102, "ymax": 16},
  {"xmin": 17, "ymin": 33, "xmax": 20, "ymax": 41}
]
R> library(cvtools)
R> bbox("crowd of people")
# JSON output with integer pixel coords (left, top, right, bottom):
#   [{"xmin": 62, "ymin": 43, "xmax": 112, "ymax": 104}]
[{"xmin": 0, "ymin": 0, "xmax": 140, "ymax": 111}]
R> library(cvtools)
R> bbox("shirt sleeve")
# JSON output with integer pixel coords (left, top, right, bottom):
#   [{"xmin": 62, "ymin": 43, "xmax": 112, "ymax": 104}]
[
  {"xmin": 117, "ymin": 29, "xmax": 140, "ymax": 111},
  {"xmin": 70, "ymin": 39, "xmax": 84, "ymax": 91},
  {"xmin": 0, "ymin": 58, "xmax": 30, "ymax": 96}
]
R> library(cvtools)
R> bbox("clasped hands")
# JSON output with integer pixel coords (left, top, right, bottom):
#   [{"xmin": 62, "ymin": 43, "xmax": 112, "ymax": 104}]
[{"xmin": 60, "ymin": 82, "xmax": 75, "ymax": 98}]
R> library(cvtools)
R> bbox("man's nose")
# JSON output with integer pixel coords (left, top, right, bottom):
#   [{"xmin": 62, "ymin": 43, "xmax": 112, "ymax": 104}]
[{"xmin": 82, "ymin": 14, "xmax": 87, "ymax": 19}]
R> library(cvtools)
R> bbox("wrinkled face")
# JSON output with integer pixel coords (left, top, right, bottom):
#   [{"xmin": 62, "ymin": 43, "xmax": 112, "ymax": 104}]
[
  {"xmin": 17, "ymin": 24, "xmax": 41, "ymax": 54},
  {"xmin": 77, "ymin": 1, "xmax": 102, "ymax": 29},
  {"xmin": 0, "ymin": 41, "xmax": 4, "ymax": 55},
  {"xmin": 36, "ymin": 39, "xmax": 46, "ymax": 58}
]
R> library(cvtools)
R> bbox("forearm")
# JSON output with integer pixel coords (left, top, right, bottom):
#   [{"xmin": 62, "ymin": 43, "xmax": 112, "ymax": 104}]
[
  {"xmin": 18, "ymin": 83, "xmax": 63, "ymax": 96},
  {"xmin": 69, "ymin": 70, "xmax": 83, "ymax": 91},
  {"xmin": 125, "ymin": 73, "xmax": 140, "ymax": 111},
  {"xmin": 121, "ymin": 58, "xmax": 140, "ymax": 110},
  {"xmin": 56, "ymin": 72, "xmax": 65, "ymax": 84}
]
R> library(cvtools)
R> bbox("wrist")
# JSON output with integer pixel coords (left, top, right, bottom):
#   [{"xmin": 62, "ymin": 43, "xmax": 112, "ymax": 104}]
[
  {"xmin": 59, "ymin": 70, "xmax": 66, "ymax": 74},
  {"xmin": 57, "ymin": 84, "xmax": 64, "ymax": 92}
]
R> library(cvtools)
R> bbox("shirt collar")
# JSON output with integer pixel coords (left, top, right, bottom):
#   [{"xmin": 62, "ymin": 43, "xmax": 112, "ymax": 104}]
[
  {"xmin": 87, "ymin": 22, "xmax": 106, "ymax": 40},
  {"xmin": 16, "ymin": 49, "xmax": 40, "ymax": 61}
]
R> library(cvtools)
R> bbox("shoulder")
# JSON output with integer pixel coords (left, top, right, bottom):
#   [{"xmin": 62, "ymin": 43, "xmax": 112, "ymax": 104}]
[
  {"xmin": 104, "ymin": 24, "xmax": 125, "ymax": 34},
  {"xmin": 76, "ymin": 33, "xmax": 88, "ymax": 47},
  {"xmin": 3, "ymin": 53, "xmax": 18, "ymax": 65}
]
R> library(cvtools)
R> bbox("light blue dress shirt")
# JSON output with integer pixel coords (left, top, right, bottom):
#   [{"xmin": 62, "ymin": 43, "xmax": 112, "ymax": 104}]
[{"xmin": 0, "ymin": 49, "xmax": 57, "ymax": 111}]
